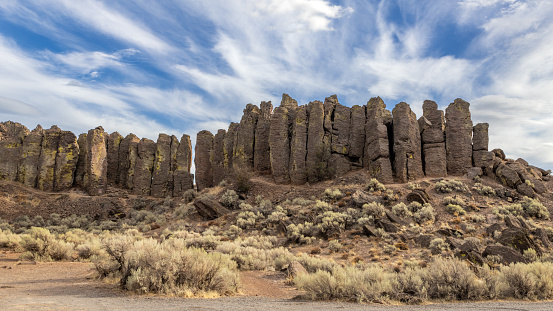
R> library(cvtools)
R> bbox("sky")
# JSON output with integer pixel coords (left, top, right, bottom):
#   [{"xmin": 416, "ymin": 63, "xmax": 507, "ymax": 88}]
[{"xmin": 0, "ymin": 0, "xmax": 552, "ymax": 170}]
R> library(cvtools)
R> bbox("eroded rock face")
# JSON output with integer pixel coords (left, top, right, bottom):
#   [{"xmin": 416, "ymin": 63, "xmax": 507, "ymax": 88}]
[
  {"xmin": 132, "ymin": 138, "xmax": 156, "ymax": 196},
  {"xmin": 306, "ymin": 101, "xmax": 326, "ymax": 182},
  {"xmin": 254, "ymin": 101, "xmax": 273, "ymax": 174},
  {"xmin": 107, "ymin": 132, "xmax": 122, "ymax": 184},
  {"xmin": 0, "ymin": 121, "xmax": 29, "ymax": 181},
  {"xmin": 445, "ymin": 99, "xmax": 473, "ymax": 175},
  {"xmin": 224, "ymin": 123, "xmax": 238, "ymax": 177},
  {"xmin": 17, "ymin": 125, "xmax": 44, "ymax": 188},
  {"xmin": 269, "ymin": 106, "xmax": 291, "ymax": 184},
  {"xmin": 150, "ymin": 134, "xmax": 172, "ymax": 198},
  {"xmin": 234, "ymin": 104, "xmax": 259, "ymax": 169},
  {"xmin": 212, "ymin": 129, "xmax": 226, "ymax": 186},
  {"xmin": 420, "ymin": 100, "xmax": 447, "ymax": 177},
  {"xmin": 173, "ymin": 134, "xmax": 193, "ymax": 196},
  {"xmin": 290, "ymin": 105, "xmax": 307, "ymax": 185},
  {"xmin": 392, "ymin": 102, "xmax": 424, "ymax": 182},
  {"xmin": 349, "ymin": 105, "xmax": 366, "ymax": 162},
  {"xmin": 331, "ymin": 103, "xmax": 351, "ymax": 156},
  {"xmin": 472, "ymin": 123, "xmax": 489, "ymax": 151},
  {"xmin": 364, "ymin": 97, "xmax": 394, "ymax": 183},
  {"xmin": 54, "ymin": 131, "xmax": 79, "ymax": 191},
  {"xmin": 37, "ymin": 126, "xmax": 62, "ymax": 192},
  {"xmin": 195, "ymin": 130, "xmax": 214, "ymax": 191},
  {"xmin": 84, "ymin": 127, "xmax": 108, "ymax": 196},
  {"xmin": 74, "ymin": 133, "xmax": 87, "ymax": 187},
  {"xmin": 118, "ymin": 134, "xmax": 140, "ymax": 190}
]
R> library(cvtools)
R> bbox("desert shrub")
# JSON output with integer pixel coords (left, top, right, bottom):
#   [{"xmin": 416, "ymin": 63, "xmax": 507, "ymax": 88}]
[
  {"xmin": 524, "ymin": 248, "xmax": 539, "ymax": 262},
  {"xmin": 257, "ymin": 199, "xmax": 274, "ymax": 216},
  {"xmin": 383, "ymin": 244, "xmax": 397, "ymax": 255},
  {"xmin": 0, "ymin": 229, "xmax": 21, "ymax": 249},
  {"xmin": 76, "ymin": 240, "xmax": 102, "ymax": 260},
  {"xmin": 472, "ymin": 183, "xmax": 496, "ymax": 197},
  {"xmin": 184, "ymin": 234, "xmax": 222, "ymax": 250},
  {"xmin": 366, "ymin": 178, "xmax": 386, "ymax": 192},
  {"xmin": 392, "ymin": 203, "xmax": 412, "ymax": 218},
  {"xmin": 267, "ymin": 205, "xmax": 288, "ymax": 224},
  {"xmin": 362, "ymin": 202, "xmax": 386, "ymax": 218},
  {"xmin": 470, "ymin": 214, "xmax": 486, "ymax": 223},
  {"xmin": 292, "ymin": 198, "xmax": 313, "ymax": 206},
  {"xmin": 443, "ymin": 196, "xmax": 465, "ymax": 207},
  {"xmin": 476, "ymin": 264, "xmax": 503, "ymax": 299},
  {"xmin": 500, "ymin": 261, "xmax": 553, "ymax": 300},
  {"xmin": 316, "ymin": 211, "xmax": 347, "ymax": 237},
  {"xmin": 233, "ymin": 165, "xmax": 252, "ymax": 194},
  {"xmin": 407, "ymin": 182, "xmax": 420, "ymax": 190},
  {"xmin": 182, "ymin": 189, "xmax": 196, "ymax": 203},
  {"xmin": 314, "ymin": 200, "xmax": 333, "ymax": 212},
  {"xmin": 173, "ymin": 204, "xmax": 193, "ymax": 219},
  {"xmin": 324, "ymin": 188, "xmax": 344, "ymax": 201},
  {"xmin": 446, "ymin": 204, "xmax": 466, "ymax": 216},
  {"xmin": 413, "ymin": 204, "xmax": 435, "ymax": 224},
  {"xmin": 423, "ymin": 257, "xmax": 483, "ymax": 300},
  {"xmin": 429, "ymin": 238, "xmax": 449, "ymax": 253},
  {"xmin": 19, "ymin": 227, "xmax": 73, "ymax": 261},
  {"xmin": 407, "ymin": 201, "xmax": 422, "ymax": 213},
  {"xmin": 383, "ymin": 189, "xmax": 399, "ymax": 202},
  {"xmin": 286, "ymin": 222, "xmax": 318, "ymax": 244},
  {"xmin": 394, "ymin": 266, "xmax": 428, "ymax": 301},
  {"xmin": 220, "ymin": 190, "xmax": 240, "ymax": 210},
  {"xmin": 521, "ymin": 197, "xmax": 549, "ymax": 220},
  {"xmin": 121, "ymin": 238, "xmax": 239, "ymax": 296},
  {"xmin": 216, "ymin": 241, "xmax": 290, "ymax": 271},
  {"xmin": 435, "ymin": 180, "xmax": 469, "ymax": 193},
  {"xmin": 223, "ymin": 225, "xmax": 242, "ymax": 240},
  {"xmin": 465, "ymin": 225, "xmax": 477, "ymax": 234},
  {"xmin": 328, "ymin": 240, "xmax": 343, "ymax": 253},
  {"xmin": 236, "ymin": 211, "xmax": 263, "ymax": 229}
]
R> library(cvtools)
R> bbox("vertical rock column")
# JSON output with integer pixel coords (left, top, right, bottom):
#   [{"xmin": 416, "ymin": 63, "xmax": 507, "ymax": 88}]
[
  {"xmin": 289, "ymin": 105, "xmax": 307, "ymax": 184},
  {"xmin": 0, "ymin": 121, "xmax": 29, "ymax": 181},
  {"xmin": 223, "ymin": 123, "xmax": 238, "ymax": 178},
  {"xmin": 173, "ymin": 134, "xmax": 194, "ymax": 196},
  {"xmin": 392, "ymin": 102, "xmax": 424, "ymax": 183},
  {"xmin": 107, "ymin": 132, "xmax": 122, "ymax": 184},
  {"xmin": 348, "ymin": 105, "xmax": 366, "ymax": 166},
  {"xmin": 254, "ymin": 101, "xmax": 273, "ymax": 174},
  {"xmin": 150, "ymin": 134, "xmax": 172, "ymax": 197},
  {"xmin": 118, "ymin": 134, "xmax": 140, "ymax": 190},
  {"xmin": 329, "ymin": 101, "xmax": 352, "ymax": 177},
  {"xmin": 17, "ymin": 125, "xmax": 44, "ymax": 188},
  {"xmin": 37, "ymin": 126, "xmax": 62, "ymax": 191},
  {"xmin": 233, "ymin": 104, "xmax": 259, "ymax": 170},
  {"xmin": 195, "ymin": 130, "xmax": 214, "ymax": 191},
  {"xmin": 419, "ymin": 100, "xmax": 447, "ymax": 177},
  {"xmin": 306, "ymin": 101, "xmax": 326, "ymax": 182},
  {"xmin": 212, "ymin": 129, "xmax": 226, "ymax": 186},
  {"xmin": 74, "ymin": 133, "xmax": 87, "ymax": 187},
  {"xmin": 445, "ymin": 99, "xmax": 473, "ymax": 175},
  {"xmin": 363, "ymin": 97, "xmax": 394, "ymax": 183},
  {"xmin": 132, "ymin": 138, "xmax": 156, "ymax": 195},
  {"xmin": 269, "ymin": 106, "xmax": 291, "ymax": 184},
  {"xmin": 472, "ymin": 123, "xmax": 495, "ymax": 172},
  {"xmin": 84, "ymin": 127, "xmax": 108, "ymax": 196},
  {"xmin": 53, "ymin": 131, "xmax": 79, "ymax": 191}
]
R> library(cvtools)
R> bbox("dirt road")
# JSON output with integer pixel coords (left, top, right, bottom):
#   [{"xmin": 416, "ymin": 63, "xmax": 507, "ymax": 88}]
[{"xmin": 2, "ymin": 251, "xmax": 553, "ymax": 311}]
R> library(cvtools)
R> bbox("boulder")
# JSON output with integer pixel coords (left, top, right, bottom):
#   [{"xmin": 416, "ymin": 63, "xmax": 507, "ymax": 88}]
[
  {"xmin": 351, "ymin": 190, "xmax": 380, "ymax": 207},
  {"xmin": 495, "ymin": 162, "xmax": 521, "ymax": 188},
  {"xmin": 132, "ymin": 138, "xmax": 156, "ymax": 195},
  {"xmin": 269, "ymin": 106, "xmax": 291, "ymax": 184},
  {"xmin": 106, "ymin": 132, "xmax": 123, "ymax": 183},
  {"xmin": 173, "ymin": 134, "xmax": 193, "ymax": 196},
  {"xmin": 17, "ymin": 125, "xmax": 44, "ymax": 188},
  {"xmin": 465, "ymin": 167, "xmax": 482, "ymax": 180},
  {"xmin": 456, "ymin": 250, "xmax": 485, "ymax": 266},
  {"xmin": 306, "ymin": 101, "xmax": 327, "ymax": 182},
  {"xmin": 212, "ymin": 129, "xmax": 226, "ymax": 186},
  {"xmin": 473, "ymin": 150, "xmax": 495, "ymax": 168},
  {"xmin": 486, "ymin": 223, "xmax": 504, "ymax": 237},
  {"xmin": 234, "ymin": 104, "xmax": 259, "ymax": 169},
  {"xmin": 445, "ymin": 236, "xmax": 464, "ymax": 250},
  {"xmin": 376, "ymin": 218, "xmax": 399, "ymax": 233},
  {"xmin": 504, "ymin": 215, "xmax": 522, "ymax": 229},
  {"xmin": 37, "ymin": 126, "xmax": 62, "ymax": 192},
  {"xmin": 84, "ymin": 127, "xmax": 108, "ymax": 196},
  {"xmin": 406, "ymin": 189, "xmax": 430, "ymax": 204},
  {"xmin": 117, "ymin": 134, "xmax": 140, "ymax": 190},
  {"xmin": 472, "ymin": 123, "xmax": 489, "ymax": 151},
  {"xmin": 194, "ymin": 197, "xmax": 230, "ymax": 220},
  {"xmin": 254, "ymin": 101, "xmax": 273, "ymax": 174},
  {"xmin": 459, "ymin": 240, "xmax": 481, "ymax": 253},
  {"xmin": 53, "ymin": 131, "xmax": 79, "ymax": 191},
  {"xmin": 195, "ymin": 130, "xmax": 214, "ymax": 191},
  {"xmin": 151, "ymin": 134, "xmax": 172, "ymax": 198},
  {"xmin": 497, "ymin": 227, "xmax": 542, "ymax": 256},
  {"xmin": 363, "ymin": 224, "xmax": 379, "ymax": 237},
  {"xmin": 289, "ymin": 106, "xmax": 308, "ymax": 184},
  {"xmin": 348, "ymin": 105, "xmax": 366, "ymax": 161},
  {"xmin": 286, "ymin": 261, "xmax": 308, "ymax": 279},
  {"xmin": 386, "ymin": 210, "xmax": 407, "ymax": 226},
  {"xmin": 534, "ymin": 228, "xmax": 552, "ymax": 249},
  {"xmin": 414, "ymin": 234, "xmax": 435, "ymax": 248},
  {"xmin": 0, "ymin": 121, "xmax": 29, "ymax": 181},
  {"xmin": 445, "ymin": 98, "xmax": 473, "ymax": 175},
  {"xmin": 482, "ymin": 245, "xmax": 527, "ymax": 265},
  {"xmin": 492, "ymin": 148, "xmax": 506, "ymax": 160}
]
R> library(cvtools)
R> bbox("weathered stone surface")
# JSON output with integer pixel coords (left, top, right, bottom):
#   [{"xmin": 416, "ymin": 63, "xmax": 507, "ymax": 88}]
[
  {"xmin": 363, "ymin": 225, "xmax": 379, "ymax": 237},
  {"xmin": 445, "ymin": 98, "xmax": 473, "ymax": 175},
  {"xmin": 331, "ymin": 103, "xmax": 351, "ymax": 155},
  {"xmin": 132, "ymin": 138, "xmax": 156, "ymax": 195},
  {"xmin": 473, "ymin": 150, "xmax": 495, "ymax": 168},
  {"xmin": 349, "ymin": 105, "xmax": 366, "ymax": 161},
  {"xmin": 234, "ymin": 104, "xmax": 259, "ymax": 169},
  {"xmin": 212, "ymin": 129, "xmax": 226, "ymax": 186},
  {"xmin": 368, "ymin": 157, "xmax": 394, "ymax": 184},
  {"xmin": 376, "ymin": 218, "xmax": 399, "ymax": 233},
  {"xmin": 306, "ymin": 101, "xmax": 327, "ymax": 182},
  {"xmin": 286, "ymin": 261, "xmax": 308, "ymax": 280},
  {"xmin": 505, "ymin": 214, "xmax": 522, "ymax": 229},
  {"xmin": 482, "ymin": 245, "xmax": 527, "ymax": 265},
  {"xmin": 281, "ymin": 93, "xmax": 298, "ymax": 110},
  {"xmin": 535, "ymin": 228, "xmax": 552, "ymax": 249},
  {"xmin": 406, "ymin": 189, "xmax": 430, "ymax": 205},
  {"xmin": 224, "ymin": 123, "xmax": 238, "ymax": 177},
  {"xmin": 323, "ymin": 95, "xmax": 337, "ymax": 133},
  {"xmin": 269, "ymin": 107, "xmax": 291, "ymax": 184},
  {"xmin": 472, "ymin": 123, "xmax": 489, "ymax": 151},
  {"xmin": 169, "ymin": 135, "xmax": 179, "ymax": 193},
  {"xmin": 106, "ymin": 132, "xmax": 122, "ymax": 184},
  {"xmin": 74, "ymin": 133, "xmax": 87, "ymax": 187},
  {"xmin": 414, "ymin": 234, "xmax": 435, "ymax": 248},
  {"xmin": 517, "ymin": 182, "xmax": 535, "ymax": 198},
  {"xmin": 0, "ymin": 121, "xmax": 29, "ymax": 181},
  {"xmin": 54, "ymin": 131, "xmax": 79, "ymax": 191},
  {"xmin": 173, "ymin": 134, "xmax": 193, "ymax": 196},
  {"xmin": 492, "ymin": 148, "xmax": 506, "ymax": 160},
  {"xmin": 423, "ymin": 142, "xmax": 447, "ymax": 177},
  {"xmin": 254, "ymin": 101, "xmax": 273, "ymax": 174},
  {"xmin": 486, "ymin": 223, "xmax": 504, "ymax": 236},
  {"xmin": 329, "ymin": 153, "xmax": 351, "ymax": 178},
  {"xmin": 151, "ymin": 134, "xmax": 172, "ymax": 198},
  {"xmin": 193, "ymin": 197, "xmax": 230, "ymax": 220},
  {"xmin": 117, "ymin": 134, "xmax": 140, "ymax": 189},
  {"xmin": 37, "ymin": 126, "xmax": 62, "ymax": 192},
  {"xmin": 351, "ymin": 190, "xmax": 380, "ymax": 207},
  {"xmin": 392, "ymin": 102, "xmax": 424, "ymax": 182},
  {"xmin": 495, "ymin": 162, "xmax": 522, "ymax": 188},
  {"xmin": 421, "ymin": 100, "xmax": 445, "ymax": 144},
  {"xmin": 17, "ymin": 125, "xmax": 44, "ymax": 188},
  {"xmin": 364, "ymin": 97, "xmax": 394, "ymax": 183},
  {"xmin": 83, "ymin": 127, "xmax": 108, "ymax": 196},
  {"xmin": 498, "ymin": 227, "xmax": 542, "ymax": 256},
  {"xmin": 290, "ymin": 106, "xmax": 307, "ymax": 185},
  {"xmin": 195, "ymin": 130, "xmax": 214, "ymax": 191}
]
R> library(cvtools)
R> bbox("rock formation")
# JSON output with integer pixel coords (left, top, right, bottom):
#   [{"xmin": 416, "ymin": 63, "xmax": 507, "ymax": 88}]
[
  {"xmin": 53, "ymin": 131, "xmax": 79, "ymax": 191},
  {"xmin": 37, "ymin": 126, "xmax": 62, "ymax": 192},
  {"xmin": 84, "ymin": 127, "xmax": 108, "ymax": 196},
  {"xmin": 290, "ymin": 105, "xmax": 307, "ymax": 185},
  {"xmin": 419, "ymin": 100, "xmax": 447, "ymax": 177},
  {"xmin": 392, "ymin": 102, "xmax": 424, "ymax": 182},
  {"xmin": 269, "ymin": 105, "xmax": 291, "ymax": 184},
  {"xmin": 195, "ymin": 130, "xmax": 214, "ymax": 191},
  {"xmin": 364, "ymin": 97, "xmax": 394, "ymax": 183},
  {"xmin": 17, "ymin": 125, "xmax": 43, "ymax": 188},
  {"xmin": 173, "ymin": 134, "xmax": 194, "ymax": 196},
  {"xmin": 0, "ymin": 121, "xmax": 28, "ymax": 182},
  {"xmin": 150, "ymin": 134, "xmax": 173, "ymax": 198},
  {"xmin": 445, "ymin": 99, "xmax": 473, "ymax": 175},
  {"xmin": 132, "ymin": 138, "xmax": 156, "ymax": 195},
  {"xmin": 254, "ymin": 101, "xmax": 273, "ymax": 174},
  {"xmin": 107, "ymin": 132, "xmax": 122, "ymax": 184}
]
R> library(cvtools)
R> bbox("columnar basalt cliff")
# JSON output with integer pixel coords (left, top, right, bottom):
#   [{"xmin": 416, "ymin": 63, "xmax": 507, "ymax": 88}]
[
  {"xmin": 0, "ymin": 122, "xmax": 194, "ymax": 196},
  {"xmin": 194, "ymin": 94, "xmax": 550, "ymax": 198}
]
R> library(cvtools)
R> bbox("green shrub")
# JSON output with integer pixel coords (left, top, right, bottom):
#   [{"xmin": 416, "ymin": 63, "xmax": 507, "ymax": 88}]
[
  {"xmin": 413, "ymin": 204, "xmax": 435, "ymax": 224},
  {"xmin": 423, "ymin": 257, "xmax": 483, "ymax": 300},
  {"xmin": 472, "ymin": 183, "xmax": 496, "ymax": 197},
  {"xmin": 220, "ymin": 190, "xmax": 240, "ymax": 210},
  {"xmin": 236, "ymin": 211, "xmax": 263, "ymax": 229},
  {"xmin": 324, "ymin": 188, "xmax": 344, "ymax": 201},
  {"xmin": 524, "ymin": 248, "xmax": 539, "ymax": 262},
  {"xmin": 392, "ymin": 203, "xmax": 412, "ymax": 218},
  {"xmin": 328, "ymin": 240, "xmax": 343, "ymax": 253},
  {"xmin": 446, "ymin": 204, "xmax": 466, "ymax": 216},
  {"xmin": 500, "ymin": 262, "xmax": 553, "ymax": 300},
  {"xmin": 19, "ymin": 227, "xmax": 73, "ymax": 261},
  {"xmin": 521, "ymin": 197, "xmax": 549, "ymax": 220},
  {"xmin": 316, "ymin": 211, "xmax": 347, "ymax": 237},
  {"xmin": 435, "ymin": 180, "xmax": 469, "ymax": 193},
  {"xmin": 362, "ymin": 202, "xmax": 386, "ymax": 218},
  {"xmin": 443, "ymin": 196, "xmax": 465, "ymax": 207},
  {"xmin": 366, "ymin": 178, "xmax": 386, "ymax": 192},
  {"xmin": 429, "ymin": 238, "xmax": 449, "ymax": 253}
]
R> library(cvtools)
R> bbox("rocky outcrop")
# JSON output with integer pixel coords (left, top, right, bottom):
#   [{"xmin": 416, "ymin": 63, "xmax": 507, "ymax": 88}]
[
  {"xmin": 53, "ymin": 131, "xmax": 79, "ymax": 191},
  {"xmin": 472, "ymin": 123, "xmax": 495, "ymax": 171},
  {"xmin": 107, "ymin": 132, "xmax": 122, "ymax": 184},
  {"xmin": 150, "ymin": 134, "xmax": 173, "ymax": 198},
  {"xmin": 195, "ymin": 130, "xmax": 214, "ymax": 191},
  {"xmin": 419, "ymin": 100, "xmax": 447, "ymax": 177},
  {"xmin": 254, "ymin": 101, "xmax": 273, "ymax": 174},
  {"xmin": 173, "ymin": 134, "xmax": 194, "ymax": 196},
  {"xmin": 445, "ymin": 99, "xmax": 473, "ymax": 175},
  {"xmin": 269, "ymin": 106, "xmax": 291, "ymax": 184},
  {"xmin": 224, "ymin": 123, "xmax": 238, "ymax": 177},
  {"xmin": 364, "ymin": 97, "xmax": 394, "ymax": 183},
  {"xmin": 234, "ymin": 104, "xmax": 259, "ymax": 169},
  {"xmin": 0, "ymin": 121, "xmax": 29, "ymax": 182},
  {"xmin": 348, "ymin": 105, "xmax": 365, "ymax": 162},
  {"xmin": 212, "ymin": 129, "xmax": 226, "ymax": 186},
  {"xmin": 132, "ymin": 138, "xmax": 156, "ymax": 196},
  {"xmin": 37, "ymin": 126, "xmax": 62, "ymax": 192},
  {"xmin": 118, "ymin": 134, "xmax": 140, "ymax": 190},
  {"xmin": 83, "ymin": 127, "xmax": 108, "ymax": 196},
  {"xmin": 17, "ymin": 125, "xmax": 44, "ymax": 188},
  {"xmin": 74, "ymin": 133, "xmax": 87, "ymax": 187},
  {"xmin": 393, "ymin": 102, "xmax": 424, "ymax": 182},
  {"xmin": 306, "ymin": 101, "xmax": 327, "ymax": 182},
  {"xmin": 290, "ymin": 105, "xmax": 308, "ymax": 184}
]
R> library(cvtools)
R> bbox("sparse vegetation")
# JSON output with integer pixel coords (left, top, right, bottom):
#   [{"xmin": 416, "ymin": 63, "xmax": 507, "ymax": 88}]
[{"xmin": 435, "ymin": 179, "xmax": 469, "ymax": 193}]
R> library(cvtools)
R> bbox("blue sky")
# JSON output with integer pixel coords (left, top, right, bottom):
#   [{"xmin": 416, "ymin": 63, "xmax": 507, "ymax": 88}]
[{"xmin": 0, "ymin": 0, "xmax": 552, "ymax": 170}]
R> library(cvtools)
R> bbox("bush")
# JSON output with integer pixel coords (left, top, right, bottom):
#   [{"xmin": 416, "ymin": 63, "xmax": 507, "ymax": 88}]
[
  {"xmin": 500, "ymin": 262, "xmax": 553, "ymax": 300},
  {"xmin": 472, "ymin": 183, "xmax": 496, "ymax": 197},
  {"xmin": 446, "ymin": 204, "xmax": 466, "ymax": 216},
  {"xmin": 413, "ymin": 204, "xmax": 435, "ymax": 224},
  {"xmin": 435, "ymin": 180, "xmax": 469, "ymax": 193},
  {"xmin": 236, "ymin": 211, "xmax": 263, "ymax": 229},
  {"xmin": 362, "ymin": 202, "xmax": 386, "ymax": 218},
  {"xmin": 183, "ymin": 189, "xmax": 196, "ymax": 203},
  {"xmin": 429, "ymin": 238, "xmax": 449, "ymax": 253},
  {"xmin": 233, "ymin": 165, "xmax": 252, "ymax": 194},
  {"xmin": 324, "ymin": 188, "xmax": 344, "ymax": 201},
  {"xmin": 521, "ymin": 197, "xmax": 549, "ymax": 219},
  {"xmin": 366, "ymin": 178, "xmax": 386, "ymax": 192},
  {"xmin": 423, "ymin": 257, "xmax": 483, "ymax": 300},
  {"xmin": 0, "ymin": 229, "xmax": 21, "ymax": 249},
  {"xmin": 316, "ymin": 211, "xmax": 347, "ymax": 237},
  {"xmin": 220, "ymin": 190, "xmax": 240, "ymax": 210},
  {"xmin": 392, "ymin": 203, "xmax": 412, "ymax": 218},
  {"xmin": 328, "ymin": 240, "xmax": 343, "ymax": 253},
  {"xmin": 443, "ymin": 196, "xmax": 465, "ymax": 207},
  {"xmin": 19, "ymin": 227, "xmax": 73, "ymax": 261}
]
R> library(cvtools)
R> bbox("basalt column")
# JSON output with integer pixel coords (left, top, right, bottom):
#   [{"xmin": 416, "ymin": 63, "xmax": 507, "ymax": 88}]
[
  {"xmin": 74, "ymin": 133, "xmax": 87, "ymax": 187},
  {"xmin": 363, "ymin": 97, "xmax": 394, "ymax": 183},
  {"xmin": 118, "ymin": 134, "xmax": 140, "ymax": 190},
  {"xmin": 306, "ymin": 101, "xmax": 326, "ymax": 182},
  {"xmin": 132, "ymin": 138, "xmax": 156, "ymax": 195},
  {"xmin": 269, "ymin": 106, "xmax": 292, "ymax": 184},
  {"xmin": 150, "ymin": 134, "xmax": 173, "ymax": 198},
  {"xmin": 234, "ymin": 104, "xmax": 259, "ymax": 170},
  {"xmin": 0, "ymin": 121, "xmax": 29, "ymax": 181},
  {"xmin": 348, "ymin": 105, "xmax": 366, "ymax": 166},
  {"xmin": 107, "ymin": 132, "xmax": 122, "ymax": 184},
  {"xmin": 329, "ymin": 101, "xmax": 352, "ymax": 178},
  {"xmin": 289, "ymin": 105, "xmax": 307, "ymax": 185},
  {"xmin": 173, "ymin": 134, "xmax": 194, "ymax": 196},
  {"xmin": 83, "ymin": 127, "xmax": 108, "ymax": 196},
  {"xmin": 419, "ymin": 100, "xmax": 447, "ymax": 177},
  {"xmin": 17, "ymin": 125, "xmax": 44, "ymax": 188},
  {"xmin": 254, "ymin": 101, "xmax": 273, "ymax": 174},
  {"xmin": 37, "ymin": 126, "xmax": 62, "ymax": 192},
  {"xmin": 224, "ymin": 123, "xmax": 238, "ymax": 178},
  {"xmin": 212, "ymin": 129, "xmax": 226, "ymax": 186},
  {"xmin": 472, "ymin": 123, "xmax": 495, "ymax": 172},
  {"xmin": 53, "ymin": 131, "xmax": 79, "ymax": 191},
  {"xmin": 195, "ymin": 130, "xmax": 214, "ymax": 191},
  {"xmin": 445, "ymin": 99, "xmax": 473, "ymax": 175},
  {"xmin": 392, "ymin": 102, "xmax": 424, "ymax": 182}
]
